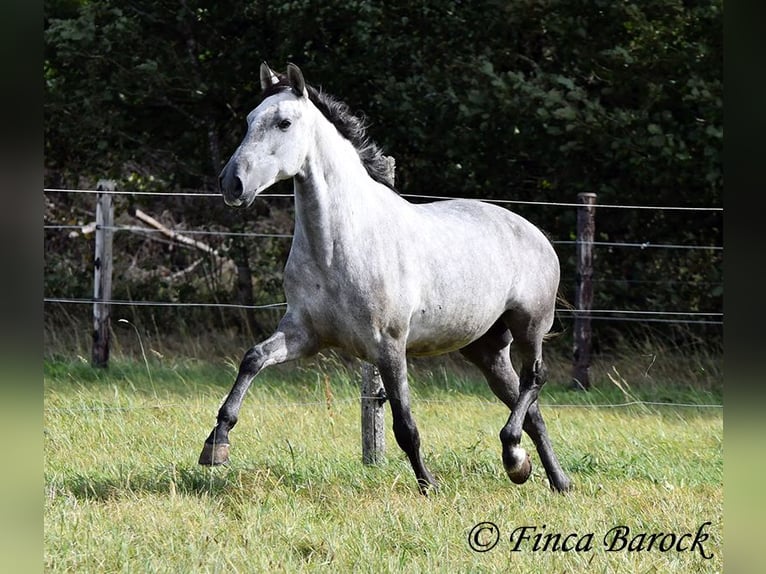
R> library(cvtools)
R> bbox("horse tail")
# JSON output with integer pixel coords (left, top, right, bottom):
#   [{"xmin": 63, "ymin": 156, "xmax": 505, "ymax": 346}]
[
  {"xmin": 544, "ymin": 290, "xmax": 574, "ymax": 341},
  {"xmin": 556, "ymin": 290, "xmax": 574, "ymax": 311}
]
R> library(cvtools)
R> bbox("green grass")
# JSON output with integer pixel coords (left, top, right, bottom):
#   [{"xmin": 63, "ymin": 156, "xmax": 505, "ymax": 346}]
[{"xmin": 44, "ymin": 352, "xmax": 722, "ymax": 573}]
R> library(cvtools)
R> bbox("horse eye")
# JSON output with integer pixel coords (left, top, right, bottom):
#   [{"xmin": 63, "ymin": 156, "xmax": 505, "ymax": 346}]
[{"xmin": 277, "ymin": 119, "xmax": 292, "ymax": 130}]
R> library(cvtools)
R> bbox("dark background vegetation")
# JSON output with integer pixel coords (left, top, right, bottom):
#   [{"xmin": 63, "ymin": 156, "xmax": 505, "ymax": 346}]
[{"xmin": 43, "ymin": 0, "xmax": 722, "ymax": 353}]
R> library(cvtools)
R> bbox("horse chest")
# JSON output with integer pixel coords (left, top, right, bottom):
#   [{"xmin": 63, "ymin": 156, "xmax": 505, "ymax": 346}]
[{"xmin": 283, "ymin": 251, "xmax": 396, "ymax": 346}]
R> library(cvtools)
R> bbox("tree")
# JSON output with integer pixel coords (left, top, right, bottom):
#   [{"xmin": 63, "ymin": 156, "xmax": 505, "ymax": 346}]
[{"xmin": 44, "ymin": 0, "xmax": 722, "ymax": 347}]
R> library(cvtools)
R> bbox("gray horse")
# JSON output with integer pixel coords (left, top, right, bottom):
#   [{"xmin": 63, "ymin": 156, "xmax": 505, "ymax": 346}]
[{"xmin": 200, "ymin": 63, "xmax": 572, "ymax": 495}]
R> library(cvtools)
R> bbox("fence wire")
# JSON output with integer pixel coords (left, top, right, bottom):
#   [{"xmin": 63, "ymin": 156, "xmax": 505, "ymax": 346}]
[
  {"xmin": 43, "ymin": 186, "xmax": 723, "ymax": 327},
  {"xmin": 44, "ymin": 187, "xmax": 724, "ymax": 211},
  {"xmin": 44, "ymin": 223, "xmax": 722, "ymax": 251}
]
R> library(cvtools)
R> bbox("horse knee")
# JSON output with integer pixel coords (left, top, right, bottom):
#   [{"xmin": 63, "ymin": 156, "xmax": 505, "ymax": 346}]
[{"xmin": 239, "ymin": 346, "xmax": 265, "ymax": 375}]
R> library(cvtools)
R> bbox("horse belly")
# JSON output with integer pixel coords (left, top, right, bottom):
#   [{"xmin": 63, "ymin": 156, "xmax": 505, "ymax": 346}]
[
  {"xmin": 401, "ymin": 202, "xmax": 559, "ymax": 356},
  {"xmin": 405, "ymin": 297, "xmax": 504, "ymax": 357}
]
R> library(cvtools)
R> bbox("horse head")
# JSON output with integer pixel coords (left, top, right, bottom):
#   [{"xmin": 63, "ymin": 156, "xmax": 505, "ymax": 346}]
[{"xmin": 218, "ymin": 63, "xmax": 312, "ymax": 207}]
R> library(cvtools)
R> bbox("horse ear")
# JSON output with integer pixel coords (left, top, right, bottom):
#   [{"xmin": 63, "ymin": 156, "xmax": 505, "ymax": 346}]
[
  {"xmin": 286, "ymin": 63, "xmax": 307, "ymax": 98},
  {"xmin": 260, "ymin": 62, "xmax": 279, "ymax": 91}
]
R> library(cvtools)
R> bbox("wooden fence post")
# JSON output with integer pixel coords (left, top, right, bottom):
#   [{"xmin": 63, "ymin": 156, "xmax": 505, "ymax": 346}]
[
  {"xmin": 92, "ymin": 180, "xmax": 115, "ymax": 368},
  {"xmin": 572, "ymin": 192, "xmax": 596, "ymax": 390},
  {"xmin": 361, "ymin": 364, "xmax": 386, "ymax": 465}
]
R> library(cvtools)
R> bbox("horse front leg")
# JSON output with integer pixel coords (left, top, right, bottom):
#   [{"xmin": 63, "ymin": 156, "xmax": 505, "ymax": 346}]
[
  {"xmin": 521, "ymin": 401, "xmax": 572, "ymax": 492},
  {"xmin": 376, "ymin": 342, "xmax": 438, "ymax": 496},
  {"xmin": 199, "ymin": 314, "xmax": 316, "ymax": 466}
]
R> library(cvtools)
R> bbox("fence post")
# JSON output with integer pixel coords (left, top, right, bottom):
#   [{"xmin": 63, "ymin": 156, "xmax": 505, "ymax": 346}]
[
  {"xmin": 572, "ymin": 192, "xmax": 596, "ymax": 390},
  {"xmin": 92, "ymin": 180, "xmax": 115, "ymax": 368},
  {"xmin": 361, "ymin": 364, "xmax": 386, "ymax": 465}
]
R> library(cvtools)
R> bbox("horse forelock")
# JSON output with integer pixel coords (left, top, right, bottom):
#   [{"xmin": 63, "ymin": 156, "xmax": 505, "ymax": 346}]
[
  {"xmin": 259, "ymin": 78, "xmax": 300, "ymax": 100},
  {"xmin": 257, "ymin": 75, "xmax": 396, "ymax": 191}
]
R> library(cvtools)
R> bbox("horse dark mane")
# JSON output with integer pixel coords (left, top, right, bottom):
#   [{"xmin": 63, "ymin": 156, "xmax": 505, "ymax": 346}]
[{"xmin": 261, "ymin": 78, "xmax": 396, "ymax": 191}]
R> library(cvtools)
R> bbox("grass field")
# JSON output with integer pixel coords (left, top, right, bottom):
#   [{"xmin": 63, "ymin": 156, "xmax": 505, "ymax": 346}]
[{"xmin": 44, "ymin": 348, "xmax": 722, "ymax": 573}]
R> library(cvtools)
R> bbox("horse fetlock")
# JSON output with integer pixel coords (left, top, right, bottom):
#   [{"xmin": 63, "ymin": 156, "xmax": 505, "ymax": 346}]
[
  {"xmin": 216, "ymin": 410, "xmax": 238, "ymax": 431},
  {"xmin": 499, "ymin": 426, "xmax": 522, "ymax": 447}
]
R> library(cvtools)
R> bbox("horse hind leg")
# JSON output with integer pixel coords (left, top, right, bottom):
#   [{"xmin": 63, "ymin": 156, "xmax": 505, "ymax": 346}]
[
  {"xmin": 460, "ymin": 320, "xmax": 571, "ymax": 492},
  {"xmin": 459, "ymin": 322, "xmax": 530, "ymax": 481},
  {"xmin": 199, "ymin": 313, "xmax": 317, "ymax": 466},
  {"xmin": 505, "ymin": 314, "xmax": 572, "ymax": 492}
]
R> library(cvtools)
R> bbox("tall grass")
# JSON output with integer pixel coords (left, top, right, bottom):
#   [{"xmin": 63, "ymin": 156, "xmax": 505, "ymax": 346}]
[{"xmin": 44, "ymin": 340, "xmax": 722, "ymax": 573}]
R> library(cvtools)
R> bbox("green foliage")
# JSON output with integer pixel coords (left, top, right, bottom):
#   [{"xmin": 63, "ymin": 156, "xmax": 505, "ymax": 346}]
[{"xmin": 44, "ymin": 0, "xmax": 722, "ymax": 348}]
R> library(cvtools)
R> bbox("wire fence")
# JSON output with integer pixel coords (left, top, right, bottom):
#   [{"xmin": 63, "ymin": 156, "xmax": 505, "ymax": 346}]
[
  {"xmin": 42, "ymin": 297, "xmax": 724, "ymax": 326},
  {"xmin": 43, "ymin": 187, "xmax": 725, "ymax": 211},
  {"xmin": 43, "ymin": 186, "xmax": 724, "ymax": 327},
  {"xmin": 43, "ymin": 186, "xmax": 723, "ymax": 413}
]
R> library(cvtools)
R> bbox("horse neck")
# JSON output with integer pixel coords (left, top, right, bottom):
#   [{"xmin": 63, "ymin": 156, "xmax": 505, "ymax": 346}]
[{"xmin": 292, "ymin": 118, "xmax": 382, "ymax": 265}]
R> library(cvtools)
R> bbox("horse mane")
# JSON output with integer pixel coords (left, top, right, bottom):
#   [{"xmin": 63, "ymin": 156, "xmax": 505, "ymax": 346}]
[{"xmin": 260, "ymin": 78, "xmax": 397, "ymax": 191}]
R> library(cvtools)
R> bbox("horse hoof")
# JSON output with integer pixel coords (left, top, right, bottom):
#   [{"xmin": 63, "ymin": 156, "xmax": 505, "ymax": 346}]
[
  {"xmin": 198, "ymin": 442, "xmax": 230, "ymax": 466},
  {"xmin": 550, "ymin": 475, "xmax": 573, "ymax": 493},
  {"xmin": 418, "ymin": 479, "xmax": 439, "ymax": 497},
  {"xmin": 504, "ymin": 446, "xmax": 532, "ymax": 485}
]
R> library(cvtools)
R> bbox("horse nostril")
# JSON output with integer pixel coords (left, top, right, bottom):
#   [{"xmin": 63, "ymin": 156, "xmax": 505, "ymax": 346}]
[
  {"xmin": 220, "ymin": 171, "xmax": 244, "ymax": 200},
  {"xmin": 232, "ymin": 176, "xmax": 244, "ymax": 199}
]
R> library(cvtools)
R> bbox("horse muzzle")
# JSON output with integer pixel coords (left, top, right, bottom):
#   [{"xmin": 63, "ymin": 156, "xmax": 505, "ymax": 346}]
[{"xmin": 219, "ymin": 168, "xmax": 246, "ymax": 207}]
